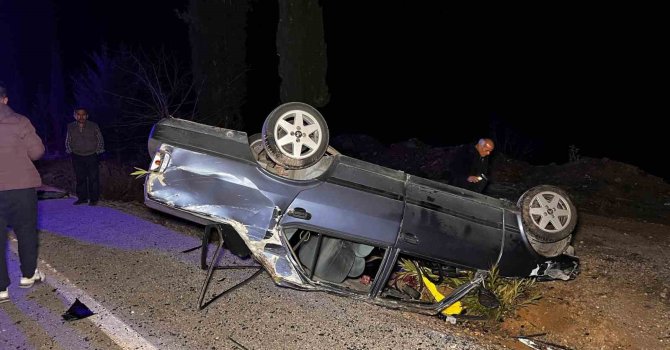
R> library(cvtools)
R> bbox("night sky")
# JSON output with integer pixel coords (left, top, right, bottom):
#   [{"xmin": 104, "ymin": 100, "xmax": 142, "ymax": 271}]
[{"xmin": 2, "ymin": 1, "xmax": 666, "ymax": 181}]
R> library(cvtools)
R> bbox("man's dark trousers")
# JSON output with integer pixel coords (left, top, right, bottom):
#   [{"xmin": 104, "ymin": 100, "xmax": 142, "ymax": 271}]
[
  {"xmin": 72, "ymin": 154, "xmax": 99, "ymax": 202},
  {"xmin": 0, "ymin": 188, "xmax": 38, "ymax": 290}
]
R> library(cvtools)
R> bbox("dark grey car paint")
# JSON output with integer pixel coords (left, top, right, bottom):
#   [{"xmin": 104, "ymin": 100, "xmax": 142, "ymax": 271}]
[{"xmin": 144, "ymin": 117, "xmax": 574, "ymax": 314}]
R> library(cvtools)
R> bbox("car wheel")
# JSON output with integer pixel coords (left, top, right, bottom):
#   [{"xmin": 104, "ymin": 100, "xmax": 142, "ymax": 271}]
[
  {"xmin": 254, "ymin": 132, "xmax": 338, "ymax": 158},
  {"xmin": 262, "ymin": 102, "xmax": 330, "ymax": 169},
  {"xmin": 517, "ymin": 185, "xmax": 577, "ymax": 243}
]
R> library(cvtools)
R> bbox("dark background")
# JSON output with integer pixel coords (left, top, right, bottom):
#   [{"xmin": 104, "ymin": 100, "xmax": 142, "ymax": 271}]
[{"xmin": 3, "ymin": 1, "xmax": 667, "ymax": 180}]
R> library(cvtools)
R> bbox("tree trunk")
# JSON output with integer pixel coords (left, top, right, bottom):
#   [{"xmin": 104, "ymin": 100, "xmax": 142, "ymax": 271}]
[
  {"xmin": 277, "ymin": 0, "xmax": 330, "ymax": 107},
  {"xmin": 187, "ymin": 0, "xmax": 249, "ymax": 128}
]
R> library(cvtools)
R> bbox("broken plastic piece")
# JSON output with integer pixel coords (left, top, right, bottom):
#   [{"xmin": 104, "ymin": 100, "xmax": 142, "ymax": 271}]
[
  {"xmin": 531, "ymin": 254, "xmax": 580, "ymax": 281},
  {"xmin": 518, "ymin": 337, "xmax": 573, "ymax": 350},
  {"xmin": 421, "ymin": 275, "xmax": 463, "ymax": 315},
  {"xmin": 62, "ymin": 298, "xmax": 94, "ymax": 321},
  {"xmin": 444, "ymin": 315, "xmax": 457, "ymax": 324}
]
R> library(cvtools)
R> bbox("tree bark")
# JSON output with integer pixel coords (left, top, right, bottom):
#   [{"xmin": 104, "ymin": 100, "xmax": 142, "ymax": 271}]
[
  {"xmin": 187, "ymin": 0, "xmax": 249, "ymax": 128},
  {"xmin": 277, "ymin": 0, "xmax": 330, "ymax": 107}
]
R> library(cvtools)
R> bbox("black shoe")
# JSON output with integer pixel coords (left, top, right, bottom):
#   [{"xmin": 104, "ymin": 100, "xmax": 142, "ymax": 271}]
[
  {"xmin": 73, "ymin": 199, "xmax": 87, "ymax": 205},
  {"xmin": 89, "ymin": 200, "xmax": 98, "ymax": 206}
]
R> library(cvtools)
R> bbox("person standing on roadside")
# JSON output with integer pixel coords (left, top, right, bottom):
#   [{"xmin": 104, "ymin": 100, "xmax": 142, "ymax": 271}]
[
  {"xmin": 0, "ymin": 82, "xmax": 46, "ymax": 303},
  {"xmin": 65, "ymin": 107, "xmax": 105, "ymax": 206}
]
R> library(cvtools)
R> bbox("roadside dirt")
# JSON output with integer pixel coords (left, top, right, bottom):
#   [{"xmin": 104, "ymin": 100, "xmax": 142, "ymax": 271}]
[
  {"xmin": 483, "ymin": 155, "xmax": 670, "ymax": 349},
  {"xmin": 37, "ymin": 148, "xmax": 670, "ymax": 350},
  {"xmin": 483, "ymin": 214, "xmax": 669, "ymax": 349}
]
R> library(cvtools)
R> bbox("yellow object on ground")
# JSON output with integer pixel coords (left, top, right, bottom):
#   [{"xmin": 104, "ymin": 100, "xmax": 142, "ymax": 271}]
[{"xmin": 422, "ymin": 276, "xmax": 463, "ymax": 315}]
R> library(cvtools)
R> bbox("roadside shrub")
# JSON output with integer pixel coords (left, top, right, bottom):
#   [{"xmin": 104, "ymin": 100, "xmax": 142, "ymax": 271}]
[
  {"xmin": 392, "ymin": 259, "xmax": 540, "ymax": 321},
  {"xmin": 37, "ymin": 156, "xmax": 146, "ymax": 203}
]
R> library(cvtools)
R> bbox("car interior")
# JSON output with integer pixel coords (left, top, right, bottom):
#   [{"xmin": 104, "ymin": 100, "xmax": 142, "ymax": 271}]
[
  {"xmin": 284, "ymin": 227, "xmax": 382, "ymax": 294},
  {"xmin": 282, "ymin": 226, "xmax": 475, "ymax": 308}
]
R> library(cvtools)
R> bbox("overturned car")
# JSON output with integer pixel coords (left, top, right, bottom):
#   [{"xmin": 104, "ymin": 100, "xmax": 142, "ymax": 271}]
[{"xmin": 143, "ymin": 102, "xmax": 579, "ymax": 315}]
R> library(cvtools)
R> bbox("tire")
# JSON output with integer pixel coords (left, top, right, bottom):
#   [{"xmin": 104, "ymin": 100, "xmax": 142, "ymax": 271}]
[
  {"xmin": 261, "ymin": 102, "xmax": 329, "ymax": 169},
  {"xmin": 517, "ymin": 185, "xmax": 577, "ymax": 243},
  {"xmin": 249, "ymin": 133, "xmax": 262, "ymax": 146},
  {"xmin": 248, "ymin": 133, "xmax": 263, "ymax": 159}
]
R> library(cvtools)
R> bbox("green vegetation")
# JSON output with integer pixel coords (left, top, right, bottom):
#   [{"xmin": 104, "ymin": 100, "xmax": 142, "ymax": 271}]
[
  {"xmin": 394, "ymin": 259, "xmax": 541, "ymax": 321},
  {"xmin": 130, "ymin": 167, "xmax": 150, "ymax": 179}
]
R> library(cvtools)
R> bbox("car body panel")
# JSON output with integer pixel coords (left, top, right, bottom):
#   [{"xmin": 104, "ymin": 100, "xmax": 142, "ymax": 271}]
[
  {"xmin": 280, "ymin": 181, "xmax": 405, "ymax": 246},
  {"xmin": 143, "ymin": 117, "xmax": 578, "ymax": 315},
  {"xmin": 399, "ymin": 176, "xmax": 537, "ymax": 276}
]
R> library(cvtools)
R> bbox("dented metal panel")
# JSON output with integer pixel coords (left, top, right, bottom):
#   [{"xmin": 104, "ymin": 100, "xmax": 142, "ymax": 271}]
[{"xmin": 145, "ymin": 143, "xmax": 311, "ymax": 286}]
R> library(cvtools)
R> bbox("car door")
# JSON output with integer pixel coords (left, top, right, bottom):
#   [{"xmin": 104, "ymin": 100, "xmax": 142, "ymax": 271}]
[
  {"xmin": 278, "ymin": 156, "xmax": 407, "ymax": 293},
  {"xmin": 279, "ymin": 155, "xmax": 407, "ymax": 248},
  {"xmin": 397, "ymin": 175, "xmax": 504, "ymax": 271}
]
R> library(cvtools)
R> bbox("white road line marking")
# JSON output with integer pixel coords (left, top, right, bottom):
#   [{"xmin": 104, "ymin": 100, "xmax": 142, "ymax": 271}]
[{"xmin": 10, "ymin": 236, "xmax": 158, "ymax": 350}]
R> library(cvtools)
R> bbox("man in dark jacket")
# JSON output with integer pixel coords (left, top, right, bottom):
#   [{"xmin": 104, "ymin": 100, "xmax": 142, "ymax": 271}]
[
  {"xmin": 448, "ymin": 138, "xmax": 495, "ymax": 193},
  {"xmin": 0, "ymin": 82, "xmax": 46, "ymax": 303},
  {"xmin": 65, "ymin": 108, "xmax": 105, "ymax": 206}
]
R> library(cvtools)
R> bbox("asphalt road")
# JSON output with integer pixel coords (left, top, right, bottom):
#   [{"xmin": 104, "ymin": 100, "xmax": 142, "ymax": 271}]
[{"xmin": 0, "ymin": 198, "xmax": 497, "ymax": 350}]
